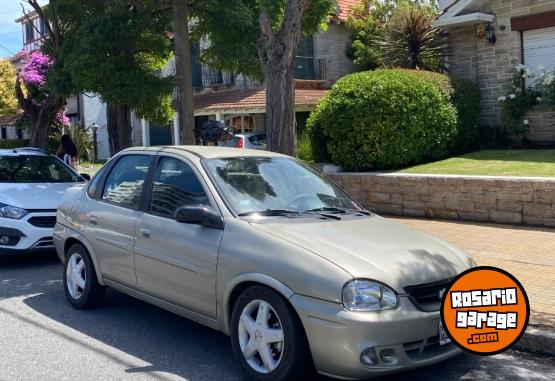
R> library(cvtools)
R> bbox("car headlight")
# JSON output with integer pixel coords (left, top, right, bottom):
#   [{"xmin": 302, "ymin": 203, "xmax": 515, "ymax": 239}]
[
  {"xmin": 0, "ymin": 203, "xmax": 29, "ymax": 220},
  {"xmin": 342, "ymin": 279, "xmax": 398, "ymax": 312}
]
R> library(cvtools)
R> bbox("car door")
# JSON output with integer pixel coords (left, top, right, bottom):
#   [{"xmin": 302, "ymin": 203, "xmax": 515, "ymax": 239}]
[
  {"xmin": 86, "ymin": 154, "xmax": 153, "ymax": 287},
  {"xmin": 134, "ymin": 156, "xmax": 222, "ymax": 318}
]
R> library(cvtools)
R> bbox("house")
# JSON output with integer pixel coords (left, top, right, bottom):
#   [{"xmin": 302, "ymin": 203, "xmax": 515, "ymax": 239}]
[
  {"xmin": 0, "ymin": 113, "xmax": 26, "ymax": 141},
  {"xmin": 437, "ymin": 0, "xmax": 555, "ymax": 144},
  {"xmin": 139, "ymin": 0, "xmax": 361, "ymax": 148}
]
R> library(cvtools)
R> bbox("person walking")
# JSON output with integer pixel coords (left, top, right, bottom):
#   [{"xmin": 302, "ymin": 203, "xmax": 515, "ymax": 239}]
[{"xmin": 57, "ymin": 134, "xmax": 79, "ymax": 169}]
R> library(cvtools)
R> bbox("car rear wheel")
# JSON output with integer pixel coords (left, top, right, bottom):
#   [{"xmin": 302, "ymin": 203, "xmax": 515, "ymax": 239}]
[
  {"xmin": 230, "ymin": 285, "xmax": 312, "ymax": 381},
  {"xmin": 63, "ymin": 243, "xmax": 105, "ymax": 309}
]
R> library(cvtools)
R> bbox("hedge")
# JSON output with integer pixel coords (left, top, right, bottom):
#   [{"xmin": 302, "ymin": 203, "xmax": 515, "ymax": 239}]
[
  {"xmin": 306, "ymin": 70, "xmax": 458, "ymax": 171},
  {"xmin": 0, "ymin": 139, "xmax": 29, "ymax": 149}
]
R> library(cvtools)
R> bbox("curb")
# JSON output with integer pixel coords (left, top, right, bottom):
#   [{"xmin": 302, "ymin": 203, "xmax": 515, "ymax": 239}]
[{"xmin": 516, "ymin": 325, "xmax": 555, "ymax": 355}]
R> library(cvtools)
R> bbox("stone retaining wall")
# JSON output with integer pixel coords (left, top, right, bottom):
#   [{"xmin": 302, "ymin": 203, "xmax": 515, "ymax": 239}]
[{"xmin": 329, "ymin": 173, "xmax": 555, "ymax": 227}]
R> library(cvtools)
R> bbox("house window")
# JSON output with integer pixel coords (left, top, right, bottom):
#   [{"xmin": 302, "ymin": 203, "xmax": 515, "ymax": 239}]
[
  {"xmin": 191, "ymin": 42, "xmax": 203, "ymax": 88},
  {"xmin": 1, "ymin": 127, "xmax": 6, "ymax": 140},
  {"xmin": 25, "ymin": 22, "xmax": 34, "ymax": 42},
  {"xmin": 229, "ymin": 116, "xmax": 254, "ymax": 133},
  {"xmin": 523, "ymin": 25, "xmax": 555, "ymax": 83},
  {"xmin": 295, "ymin": 36, "xmax": 315, "ymax": 80},
  {"xmin": 39, "ymin": 19, "xmax": 48, "ymax": 37}
]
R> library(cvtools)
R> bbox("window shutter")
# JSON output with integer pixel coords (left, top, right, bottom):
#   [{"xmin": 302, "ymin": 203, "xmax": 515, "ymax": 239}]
[{"xmin": 523, "ymin": 25, "xmax": 555, "ymax": 81}]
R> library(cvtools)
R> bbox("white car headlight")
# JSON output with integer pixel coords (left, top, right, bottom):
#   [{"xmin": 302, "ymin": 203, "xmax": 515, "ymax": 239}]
[
  {"xmin": 0, "ymin": 203, "xmax": 29, "ymax": 220},
  {"xmin": 342, "ymin": 280, "xmax": 398, "ymax": 312}
]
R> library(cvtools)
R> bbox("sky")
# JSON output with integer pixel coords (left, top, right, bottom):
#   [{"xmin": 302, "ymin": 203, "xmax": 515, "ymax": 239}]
[{"xmin": 0, "ymin": 0, "xmax": 48, "ymax": 58}]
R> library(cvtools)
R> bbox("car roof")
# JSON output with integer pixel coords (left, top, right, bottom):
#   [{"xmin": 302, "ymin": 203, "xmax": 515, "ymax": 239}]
[
  {"xmin": 123, "ymin": 145, "xmax": 289, "ymax": 159},
  {"xmin": 235, "ymin": 132, "xmax": 266, "ymax": 137},
  {"xmin": 0, "ymin": 148, "xmax": 49, "ymax": 156}
]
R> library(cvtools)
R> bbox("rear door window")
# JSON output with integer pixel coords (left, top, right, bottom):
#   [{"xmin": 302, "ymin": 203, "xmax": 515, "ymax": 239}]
[
  {"xmin": 248, "ymin": 134, "xmax": 267, "ymax": 148},
  {"xmin": 101, "ymin": 155, "xmax": 152, "ymax": 209}
]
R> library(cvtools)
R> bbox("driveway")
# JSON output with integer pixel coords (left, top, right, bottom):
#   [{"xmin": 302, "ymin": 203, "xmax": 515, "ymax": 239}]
[
  {"xmin": 1, "ymin": 253, "xmax": 554, "ymax": 381},
  {"xmin": 392, "ymin": 217, "xmax": 555, "ymax": 326}
]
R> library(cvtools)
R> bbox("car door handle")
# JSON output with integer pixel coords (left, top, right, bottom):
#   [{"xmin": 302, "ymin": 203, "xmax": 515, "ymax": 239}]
[
  {"xmin": 139, "ymin": 228, "xmax": 151, "ymax": 239},
  {"xmin": 90, "ymin": 216, "xmax": 98, "ymax": 225}
]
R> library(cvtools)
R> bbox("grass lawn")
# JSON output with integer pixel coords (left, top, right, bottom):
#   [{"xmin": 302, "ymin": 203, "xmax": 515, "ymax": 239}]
[
  {"xmin": 77, "ymin": 161, "xmax": 105, "ymax": 176},
  {"xmin": 398, "ymin": 150, "xmax": 555, "ymax": 177}
]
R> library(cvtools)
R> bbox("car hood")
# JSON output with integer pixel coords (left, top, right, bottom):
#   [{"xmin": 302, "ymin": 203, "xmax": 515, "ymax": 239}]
[
  {"xmin": 0, "ymin": 183, "xmax": 77, "ymax": 210},
  {"xmin": 250, "ymin": 216, "xmax": 471, "ymax": 293}
]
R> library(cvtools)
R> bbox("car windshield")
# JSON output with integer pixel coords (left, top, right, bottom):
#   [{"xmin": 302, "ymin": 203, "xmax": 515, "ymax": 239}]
[
  {"xmin": 204, "ymin": 157, "xmax": 362, "ymax": 216},
  {"xmin": 0, "ymin": 155, "xmax": 81, "ymax": 183}
]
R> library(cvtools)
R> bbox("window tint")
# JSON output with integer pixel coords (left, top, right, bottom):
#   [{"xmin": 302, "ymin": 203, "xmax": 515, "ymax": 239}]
[
  {"xmin": 0, "ymin": 155, "xmax": 80, "ymax": 183},
  {"xmin": 102, "ymin": 155, "xmax": 151, "ymax": 208},
  {"xmin": 150, "ymin": 158, "xmax": 209, "ymax": 217},
  {"xmin": 248, "ymin": 134, "xmax": 267, "ymax": 146},
  {"xmin": 87, "ymin": 164, "xmax": 109, "ymax": 198}
]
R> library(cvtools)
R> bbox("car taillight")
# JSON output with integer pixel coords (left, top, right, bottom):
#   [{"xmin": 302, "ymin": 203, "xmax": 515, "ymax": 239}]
[{"xmin": 235, "ymin": 138, "xmax": 244, "ymax": 148}]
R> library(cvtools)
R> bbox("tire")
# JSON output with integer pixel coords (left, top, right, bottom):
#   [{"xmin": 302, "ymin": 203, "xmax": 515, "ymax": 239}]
[
  {"xmin": 63, "ymin": 243, "xmax": 106, "ymax": 309},
  {"xmin": 230, "ymin": 285, "xmax": 312, "ymax": 381}
]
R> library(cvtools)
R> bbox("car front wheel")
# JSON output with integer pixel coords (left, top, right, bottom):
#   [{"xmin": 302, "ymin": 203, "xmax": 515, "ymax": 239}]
[
  {"xmin": 230, "ymin": 285, "xmax": 312, "ymax": 381},
  {"xmin": 63, "ymin": 243, "xmax": 105, "ymax": 309}
]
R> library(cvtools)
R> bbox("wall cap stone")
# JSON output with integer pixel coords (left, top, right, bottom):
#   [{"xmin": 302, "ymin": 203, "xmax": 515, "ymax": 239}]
[{"xmin": 334, "ymin": 172, "xmax": 555, "ymax": 182}]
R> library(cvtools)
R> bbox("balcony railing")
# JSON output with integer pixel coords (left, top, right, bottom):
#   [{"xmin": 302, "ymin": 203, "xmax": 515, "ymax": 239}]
[
  {"xmin": 202, "ymin": 65, "xmax": 234, "ymax": 87},
  {"xmin": 295, "ymin": 58, "xmax": 327, "ymax": 80}
]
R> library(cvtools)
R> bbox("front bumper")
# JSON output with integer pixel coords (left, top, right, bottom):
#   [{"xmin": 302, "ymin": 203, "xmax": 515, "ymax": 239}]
[
  {"xmin": 0, "ymin": 215, "xmax": 56, "ymax": 255},
  {"xmin": 291, "ymin": 294, "xmax": 461, "ymax": 380}
]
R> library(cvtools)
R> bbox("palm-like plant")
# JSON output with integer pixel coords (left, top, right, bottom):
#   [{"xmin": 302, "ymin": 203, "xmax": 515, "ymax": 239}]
[{"xmin": 381, "ymin": 6, "xmax": 447, "ymax": 72}]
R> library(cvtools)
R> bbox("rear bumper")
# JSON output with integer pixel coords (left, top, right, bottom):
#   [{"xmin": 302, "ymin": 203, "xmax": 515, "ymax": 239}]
[{"xmin": 291, "ymin": 294, "xmax": 461, "ymax": 380}]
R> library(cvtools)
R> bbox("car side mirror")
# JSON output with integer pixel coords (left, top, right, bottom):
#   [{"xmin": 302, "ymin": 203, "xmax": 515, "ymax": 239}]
[
  {"xmin": 80, "ymin": 173, "xmax": 91, "ymax": 181},
  {"xmin": 175, "ymin": 205, "xmax": 224, "ymax": 230}
]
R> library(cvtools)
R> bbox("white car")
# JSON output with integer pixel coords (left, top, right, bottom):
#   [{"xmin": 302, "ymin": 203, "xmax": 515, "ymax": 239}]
[
  {"xmin": 227, "ymin": 132, "xmax": 267, "ymax": 150},
  {"xmin": 0, "ymin": 148, "xmax": 87, "ymax": 255}
]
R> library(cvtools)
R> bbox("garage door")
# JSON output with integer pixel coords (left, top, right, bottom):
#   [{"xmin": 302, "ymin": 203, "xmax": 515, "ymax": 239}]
[{"xmin": 523, "ymin": 25, "xmax": 555, "ymax": 81}]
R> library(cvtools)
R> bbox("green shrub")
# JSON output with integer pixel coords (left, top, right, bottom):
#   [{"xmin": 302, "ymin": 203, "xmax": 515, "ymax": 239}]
[
  {"xmin": 297, "ymin": 130, "xmax": 315, "ymax": 163},
  {"xmin": 307, "ymin": 70, "xmax": 457, "ymax": 171},
  {"xmin": 451, "ymin": 78, "xmax": 481, "ymax": 152},
  {"xmin": 0, "ymin": 139, "xmax": 28, "ymax": 149},
  {"xmin": 306, "ymin": 96, "xmax": 332, "ymax": 163},
  {"xmin": 401, "ymin": 70, "xmax": 481, "ymax": 153}
]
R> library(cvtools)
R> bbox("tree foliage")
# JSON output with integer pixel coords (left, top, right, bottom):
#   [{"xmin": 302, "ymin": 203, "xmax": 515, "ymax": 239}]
[
  {"xmin": 0, "ymin": 59, "xmax": 18, "ymax": 115},
  {"xmin": 14, "ymin": 0, "xmax": 68, "ymax": 148},
  {"xmin": 191, "ymin": 0, "xmax": 334, "ymax": 155},
  {"xmin": 192, "ymin": 0, "xmax": 333, "ymax": 78},
  {"xmin": 55, "ymin": 0, "xmax": 175, "ymax": 122},
  {"xmin": 347, "ymin": 0, "xmax": 444, "ymax": 71}
]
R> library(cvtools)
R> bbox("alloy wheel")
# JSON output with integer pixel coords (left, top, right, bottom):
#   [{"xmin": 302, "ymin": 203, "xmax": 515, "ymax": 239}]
[
  {"xmin": 66, "ymin": 252, "xmax": 86, "ymax": 299},
  {"xmin": 238, "ymin": 299, "xmax": 285, "ymax": 374}
]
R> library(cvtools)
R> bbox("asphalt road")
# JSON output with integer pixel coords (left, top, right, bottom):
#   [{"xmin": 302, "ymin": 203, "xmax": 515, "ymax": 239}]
[{"xmin": 0, "ymin": 253, "xmax": 554, "ymax": 381}]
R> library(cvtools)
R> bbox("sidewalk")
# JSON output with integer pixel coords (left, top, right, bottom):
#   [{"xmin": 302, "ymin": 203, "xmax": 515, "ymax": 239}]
[{"xmin": 391, "ymin": 217, "xmax": 555, "ymax": 325}]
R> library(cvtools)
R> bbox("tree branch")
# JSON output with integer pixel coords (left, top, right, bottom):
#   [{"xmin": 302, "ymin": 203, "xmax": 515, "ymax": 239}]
[
  {"xmin": 259, "ymin": 8, "xmax": 274, "ymax": 42},
  {"xmin": 15, "ymin": 75, "xmax": 34, "ymax": 117}
]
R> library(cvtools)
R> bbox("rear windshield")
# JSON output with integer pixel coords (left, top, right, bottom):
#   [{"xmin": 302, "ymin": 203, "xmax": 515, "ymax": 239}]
[{"xmin": 0, "ymin": 155, "xmax": 81, "ymax": 183}]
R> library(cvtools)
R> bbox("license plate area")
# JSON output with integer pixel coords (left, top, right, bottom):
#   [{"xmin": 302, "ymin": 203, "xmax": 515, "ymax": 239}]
[{"xmin": 439, "ymin": 320, "xmax": 451, "ymax": 345}]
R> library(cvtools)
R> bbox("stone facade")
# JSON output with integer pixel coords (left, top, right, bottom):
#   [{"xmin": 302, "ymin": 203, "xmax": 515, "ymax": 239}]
[
  {"xmin": 314, "ymin": 23, "xmax": 356, "ymax": 83},
  {"xmin": 330, "ymin": 173, "xmax": 555, "ymax": 227},
  {"xmin": 445, "ymin": 0, "xmax": 555, "ymax": 143}
]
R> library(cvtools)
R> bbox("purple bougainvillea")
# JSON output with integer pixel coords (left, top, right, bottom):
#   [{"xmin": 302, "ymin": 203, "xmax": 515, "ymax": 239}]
[
  {"xmin": 56, "ymin": 111, "xmax": 70, "ymax": 126},
  {"xmin": 19, "ymin": 50, "xmax": 52, "ymax": 87}
]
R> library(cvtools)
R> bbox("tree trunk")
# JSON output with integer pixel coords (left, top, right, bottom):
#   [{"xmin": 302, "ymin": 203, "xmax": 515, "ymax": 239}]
[
  {"xmin": 172, "ymin": 0, "xmax": 196, "ymax": 145},
  {"xmin": 265, "ymin": 63, "xmax": 297, "ymax": 156},
  {"xmin": 106, "ymin": 103, "xmax": 132, "ymax": 156},
  {"xmin": 258, "ymin": 1, "xmax": 309, "ymax": 156},
  {"xmin": 15, "ymin": 77, "xmax": 63, "ymax": 149}
]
